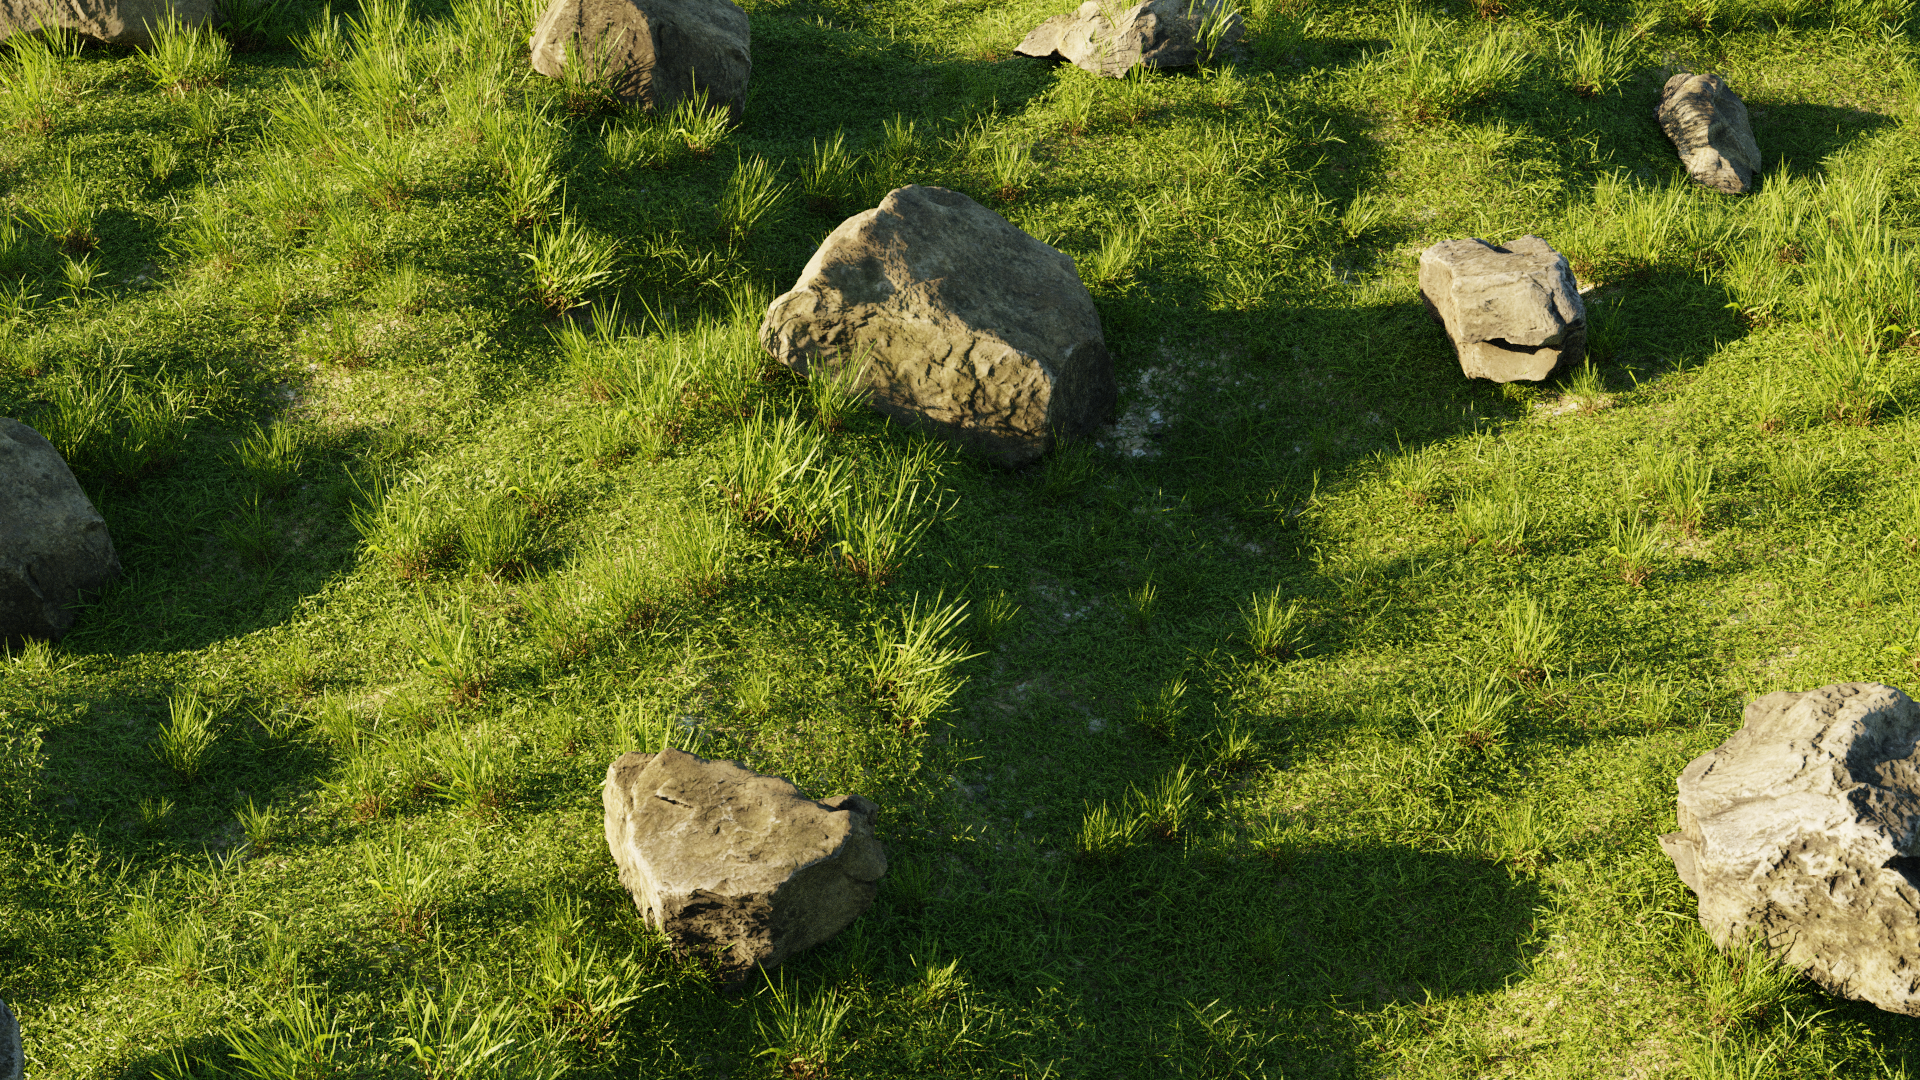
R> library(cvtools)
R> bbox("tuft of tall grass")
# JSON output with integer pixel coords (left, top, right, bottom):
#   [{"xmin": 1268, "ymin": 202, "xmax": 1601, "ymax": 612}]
[
  {"xmin": 1, "ymin": 24, "xmax": 75, "ymax": 134},
  {"xmin": 716, "ymin": 153, "xmax": 790, "ymax": 241},
  {"xmin": 361, "ymin": 831, "xmax": 444, "ymax": 936},
  {"xmin": 1134, "ymin": 677, "xmax": 1190, "ymax": 742},
  {"xmin": 491, "ymin": 116, "xmax": 563, "ymax": 229},
  {"xmin": 755, "ymin": 978, "xmax": 854, "ymax": 1078},
  {"xmin": 1241, "ymin": 587, "xmax": 1307, "ymax": 659},
  {"xmin": 1494, "ymin": 595, "xmax": 1560, "ymax": 683},
  {"xmin": 392, "ymin": 979, "xmax": 527, "ymax": 1076},
  {"xmin": 1608, "ymin": 513, "xmax": 1661, "ymax": 586},
  {"xmin": 27, "ymin": 153, "xmax": 99, "ymax": 254},
  {"xmin": 349, "ymin": 472, "xmax": 459, "ymax": 579},
  {"xmin": 799, "ymin": 131, "xmax": 860, "ymax": 212},
  {"xmin": 423, "ymin": 724, "xmax": 515, "ymax": 816},
  {"xmin": 1376, "ymin": 8, "xmax": 1529, "ymax": 123},
  {"xmin": 408, "ymin": 594, "xmax": 489, "ymax": 705},
  {"xmin": 219, "ymin": 492, "xmax": 280, "ymax": 566},
  {"xmin": 295, "ymin": 2, "xmax": 349, "ymax": 69},
  {"xmin": 37, "ymin": 362, "xmax": 200, "ymax": 487},
  {"xmin": 1074, "ymin": 798, "xmax": 1146, "ymax": 862},
  {"xmin": 1560, "ymin": 23, "xmax": 1635, "ymax": 97},
  {"xmin": 138, "ymin": 10, "xmax": 231, "ymax": 93},
  {"xmin": 1125, "ymin": 579, "xmax": 1159, "ymax": 633},
  {"xmin": 156, "ymin": 688, "xmax": 218, "ymax": 782},
  {"xmin": 1453, "ymin": 476, "xmax": 1532, "ymax": 553},
  {"xmin": 458, "ymin": 493, "xmax": 536, "ymax": 579},
  {"xmin": 807, "ymin": 352, "xmax": 871, "ymax": 433},
  {"xmin": 864, "ymin": 593, "xmax": 979, "ymax": 731},
  {"xmin": 220, "ymin": 988, "xmax": 347, "ymax": 1078},
  {"xmin": 1643, "ymin": 446, "xmax": 1713, "ymax": 534},
  {"xmin": 601, "ymin": 114, "xmax": 675, "ymax": 175},
  {"xmin": 525, "ymin": 214, "xmax": 619, "ymax": 316},
  {"xmin": 665, "ymin": 88, "xmax": 732, "ymax": 157},
  {"xmin": 1085, "ymin": 214, "xmax": 1146, "ymax": 287},
  {"xmin": 831, "ymin": 449, "xmax": 945, "ymax": 586}
]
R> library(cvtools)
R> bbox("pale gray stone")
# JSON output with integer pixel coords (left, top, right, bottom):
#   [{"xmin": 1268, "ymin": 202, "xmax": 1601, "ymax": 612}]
[
  {"xmin": 0, "ymin": 998, "xmax": 18, "ymax": 1080},
  {"xmin": 1418, "ymin": 235, "xmax": 1586, "ymax": 383},
  {"xmin": 761, "ymin": 185, "xmax": 1116, "ymax": 467},
  {"xmin": 1656, "ymin": 73, "xmax": 1762, "ymax": 194},
  {"xmin": 1, "ymin": 419, "xmax": 120, "ymax": 642},
  {"xmin": 603, "ymin": 749, "xmax": 886, "ymax": 977},
  {"xmin": 1015, "ymin": 0, "xmax": 1242, "ymax": 78},
  {"xmin": 1660, "ymin": 683, "xmax": 1920, "ymax": 1016},
  {"xmin": 0, "ymin": 0, "xmax": 212, "ymax": 47},
  {"xmin": 529, "ymin": 0, "xmax": 749, "ymax": 119}
]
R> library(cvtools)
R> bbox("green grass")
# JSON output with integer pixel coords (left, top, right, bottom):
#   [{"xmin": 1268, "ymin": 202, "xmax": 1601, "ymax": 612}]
[{"xmin": 3, "ymin": 0, "xmax": 1920, "ymax": 1075}]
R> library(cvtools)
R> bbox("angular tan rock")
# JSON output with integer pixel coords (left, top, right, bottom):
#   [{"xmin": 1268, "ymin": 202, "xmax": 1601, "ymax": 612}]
[
  {"xmin": 1, "ymin": 419, "xmax": 121, "ymax": 642},
  {"xmin": 603, "ymin": 749, "xmax": 885, "ymax": 977},
  {"xmin": 761, "ymin": 185, "xmax": 1117, "ymax": 467},
  {"xmin": 1, "ymin": 0, "xmax": 212, "ymax": 47},
  {"xmin": 1418, "ymin": 236, "xmax": 1586, "ymax": 383},
  {"xmin": 1656, "ymin": 73, "xmax": 1762, "ymax": 194},
  {"xmin": 1660, "ymin": 683, "xmax": 1920, "ymax": 1015},
  {"xmin": 529, "ymin": 0, "xmax": 749, "ymax": 118},
  {"xmin": 1015, "ymin": 0, "xmax": 1242, "ymax": 78}
]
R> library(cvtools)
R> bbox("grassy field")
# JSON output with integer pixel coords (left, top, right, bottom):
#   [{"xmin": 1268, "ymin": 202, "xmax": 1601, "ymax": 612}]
[{"xmin": 3, "ymin": 0, "xmax": 1920, "ymax": 1073}]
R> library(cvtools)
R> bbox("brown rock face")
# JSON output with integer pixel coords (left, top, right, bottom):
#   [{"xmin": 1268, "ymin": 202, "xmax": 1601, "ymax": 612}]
[
  {"xmin": 1014, "ymin": 0, "xmax": 1242, "ymax": 78},
  {"xmin": 529, "ymin": 0, "xmax": 749, "ymax": 118},
  {"xmin": 0, "ymin": 0, "xmax": 213, "ymax": 47},
  {"xmin": 603, "ymin": 749, "xmax": 886, "ymax": 978},
  {"xmin": 1660, "ymin": 683, "xmax": 1920, "ymax": 1016},
  {"xmin": 1656, "ymin": 73, "xmax": 1762, "ymax": 194},
  {"xmin": 0, "ymin": 419, "xmax": 121, "ymax": 642},
  {"xmin": 1418, "ymin": 236, "xmax": 1586, "ymax": 383},
  {"xmin": 760, "ymin": 185, "xmax": 1116, "ymax": 467}
]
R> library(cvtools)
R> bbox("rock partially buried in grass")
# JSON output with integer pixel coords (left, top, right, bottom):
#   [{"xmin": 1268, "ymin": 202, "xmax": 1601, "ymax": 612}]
[
  {"xmin": 1418, "ymin": 236, "xmax": 1586, "ymax": 384},
  {"xmin": 0, "ymin": 0, "xmax": 212, "ymax": 48},
  {"xmin": 529, "ymin": 0, "xmax": 750, "ymax": 119},
  {"xmin": 1014, "ymin": 0, "xmax": 1242, "ymax": 78},
  {"xmin": 0, "ymin": 998, "xmax": 18, "ymax": 1080},
  {"xmin": 1660, "ymin": 682, "xmax": 1920, "ymax": 1016},
  {"xmin": 603, "ymin": 748, "xmax": 886, "ymax": 979},
  {"xmin": 1, "ymin": 418, "xmax": 121, "ymax": 642},
  {"xmin": 760, "ymin": 185, "xmax": 1117, "ymax": 467},
  {"xmin": 1656, "ymin": 73, "xmax": 1762, "ymax": 195}
]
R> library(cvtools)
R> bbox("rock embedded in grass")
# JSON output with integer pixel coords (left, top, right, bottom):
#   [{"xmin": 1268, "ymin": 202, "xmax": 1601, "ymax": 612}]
[
  {"xmin": 1014, "ymin": 0, "xmax": 1242, "ymax": 78},
  {"xmin": 0, "ymin": 998, "xmax": 17, "ymax": 1080},
  {"xmin": 1418, "ymin": 236, "xmax": 1587, "ymax": 384},
  {"xmin": 603, "ymin": 748, "xmax": 887, "ymax": 979},
  {"xmin": 529, "ymin": 0, "xmax": 750, "ymax": 119},
  {"xmin": 0, "ymin": 419, "xmax": 122, "ymax": 642},
  {"xmin": 1660, "ymin": 682, "xmax": 1920, "ymax": 1016},
  {"xmin": 760, "ymin": 184, "xmax": 1117, "ymax": 467},
  {"xmin": 0, "ymin": 0, "xmax": 212, "ymax": 48},
  {"xmin": 1655, "ymin": 73, "xmax": 1762, "ymax": 195}
]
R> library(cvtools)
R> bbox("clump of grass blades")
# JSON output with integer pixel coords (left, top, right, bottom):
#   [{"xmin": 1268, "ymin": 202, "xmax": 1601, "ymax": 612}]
[
  {"xmin": 864, "ymin": 593, "xmax": 978, "ymax": 731},
  {"xmin": 409, "ymin": 594, "xmax": 488, "ymax": 705},
  {"xmin": 1133, "ymin": 762, "xmax": 1198, "ymax": 842},
  {"xmin": 830, "ymin": 449, "xmax": 944, "ymax": 585},
  {"xmin": 393, "ymin": 978, "xmax": 527, "ymax": 1075},
  {"xmin": 1241, "ymin": 586, "xmax": 1306, "ymax": 659},
  {"xmin": 1, "ymin": 25, "xmax": 75, "ymax": 134},
  {"xmin": 1135, "ymin": 677, "xmax": 1189, "ymax": 742},
  {"xmin": 215, "ymin": 988, "xmax": 347, "ymax": 1079},
  {"xmin": 37, "ymin": 363, "xmax": 199, "ymax": 488},
  {"xmin": 458, "ymin": 493, "xmax": 536, "ymax": 579},
  {"xmin": 716, "ymin": 153, "xmax": 789, "ymax": 241},
  {"xmin": 1454, "ymin": 476, "xmax": 1532, "ymax": 553},
  {"xmin": 755, "ymin": 978, "xmax": 854, "ymax": 1078},
  {"xmin": 665, "ymin": 88, "xmax": 732, "ymax": 156},
  {"xmin": 423, "ymin": 724, "xmax": 515, "ymax": 816},
  {"xmin": 138, "ymin": 10, "xmax": 232, "ymax": 93},
  {"xmin": 1377, "ymin": 8, "xmax": 1528, "ymax": 123},
  {"xmin": 362, "ymin": 831, "xmax": 443, "ymax": 936},
  {"xmin": 1383, "ymin": 442, "xmax": 1442, "ymax": 504},
  {"xmin": 721, "ymin": 405, "xmax": 836, "ymax": 534},
  {"xmin": 219, "ymin": 492, "xmax": 279, "ymax": 566},
  {"xmin": 1085, "ymin": 215, "xmax": 1145, "ymax": 287},
  {"xmin": 492, "ymin": 117, "xmax": 563, "ymax": 229},
  {"xmin": 1561, "ymin": 23, "xmax": 1635, "ymax": 97},
  {"xmin": 1643, "ymin": 446, "xmax": 1713, "ymax": 534},
  {"xmin": 985, "ymin": 138, "xmax": 1036, "ymax": 202},
  {"xmin": 1494, "ymin": 594, "xmax": 1560, "ymax": 684},
  {"xmin": 807, "ymin": 353, "xmax": 871, "ymax": 433},
  {"xmin": 1125, "ymin": 579, "xmax": 1158, "ymax": 632},
  {"xmin": 155, "ymin": 687, "xmax": 218, "ymax": 782},
  {"xmin": 1074, "ymin": 798, "xmax": 1146, "ymax": 863},
  {"xmin": 349, "ymin": 474, "xmax": 459, "ymax": 579},
  {"xmin": 1608, "ymin": 513, "xmax": 1661, "ymax": 585},
  {"xmin": 1766, "ymin": 447, "xmax": 1826, "ymax": 501},
  {"xmin": 799, "ymin": 131, "xmax": 859, "ymax": 213},
  {"xmin": 555, "ymin": 28, "xmax": 628, "ymax": 116},
  {"xmin": 658, "ymin": 509, "xmax": 734, "ymax": 600},
  {"xmin": 528, "ymin": 896, "xmax": 643, "ymax": 1049},
  {"xmin": 525, "ymin": 214, "xmax": 618, "ymax": 316},
  {"xmin": 226, "ymin": 420, "xmax": 304, "ymax": 495},
  {"xmin": 27, "ymin": 153, "xmax": 99, "ymax": 254}
]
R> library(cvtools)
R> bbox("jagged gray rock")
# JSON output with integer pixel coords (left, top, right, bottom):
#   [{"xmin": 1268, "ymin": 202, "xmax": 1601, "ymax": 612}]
[
  {"xmin": 0, "ymin": 998, "xmax": 19, "ymax": 1080},
  {"xmin": 603, "ymin": 749, "xmax": 886, "ymax": 978},
  {"xmin": 1014, "ymin": 0, "xmax": 1242, "ymax": 78},
  {"xmin": 0, "ymin": 0, "xmax": 212, "ymax": 47},
  {"xmin": 1656, "ymin": 73, "xmax": 1762, "ymax": 194},
  {"xmin": 529, "ymin": 0, "xmax": 749, "ymax": 119},
  {"xmin": 761, "ymin": 185, "xmax": 1116, "ymax": 467},
  {"xmin": 1418, "ymin": 235, "xmax": 1587, "ymax": 383},
  {"xmin": 1, "ymin": 419, "xmax": 121, "ymax": 642},
  {"xmin": 1660, "ymin": 683, "xmax": 1920, "ymax": 1015}
]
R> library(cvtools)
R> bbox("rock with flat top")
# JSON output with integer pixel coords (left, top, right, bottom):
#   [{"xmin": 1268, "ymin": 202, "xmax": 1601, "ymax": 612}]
[
  {"xmin": 1660, "ymin": 683, "xmax": 1920, "ymax": 1016},
  {"xmin": 761, "ymin": 185, "xmax": 1116, "ymax": 466},
  {"xmin": 603, "ymin": 748, "xmax": 886, "ymax": 978},
  {"xmin": 1418, "ymin": 236, "xmax": 1586, "ymax": 383},
  {"xmin": 1, "ymin": 419, "xmax": 121, "ymax": 642},
  {"xmin": 1656, "ymin": 73, "xmax": 1762, "ymax": 194},
  {"xmin": 0, "ymin": 0, "xmax": 212, "ymax": 47},
  {"xmin": 1015, "ymin": 0, "xmax": 1242, "ymax": 78},
  {"xmin": 529, "ymin": 0, "xmax": 749, "ymax": 118}
]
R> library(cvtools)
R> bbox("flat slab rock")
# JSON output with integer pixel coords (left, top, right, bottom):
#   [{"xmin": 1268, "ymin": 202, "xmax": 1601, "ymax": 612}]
[
  {"xmin": 761, "ymin": 185, "xmax": 1116, "ymax": 467},
  {"xmin": 603, "ymin": 749, "xmax": 886, "ymax": 978},
  {"xmin": 1014, "ymin": 0, "xmax": 1242, "ymax": 78},
  {"xmin": 1418, "ymin": 236, "xmax": 1586, "ymax": 383},
  {"xmin": 1, "ymin": 418, "xmax": 121, "ymax": 641},
  {"xmin": 0, "ymin": 0, "xmax": 212, "ymax": 47},
  {"xmin": 1656, "ymin": 72, "xmax": 1762, "ymax": 195},
  {"xmin": 1661, "ymin": 683, "xmax": 1920, "ymax": 1015},
  {"xmin": 529, "ymin": 0, "xmax": 749, "ymax": 118}
]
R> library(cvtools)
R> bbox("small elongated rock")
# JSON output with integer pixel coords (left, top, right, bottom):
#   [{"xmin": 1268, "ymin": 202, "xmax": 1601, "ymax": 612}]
[
  {"xmin": 604, "ymin": 749, "xmax": 886, "ymax": 978},
  {"xmin": 1015, "ymin": 0, "xmax": 1242, "ymax": 78},
  {"xmin": 1, "ymin": 998, "xmax": 19, "ymax": 1080},
  {"xmin": 529, "ymin": 0, "xmax": 750, "ymax": 118},
  {"xmin": 1418, "ymin": 236, "xmax": 1586, "ymax": 383},
  {"xmin": 1660, "ymin": 683, "xmax": 1920, "ymax": 1015},
  {"xmin": 1656, "ymin": 72, "xmax": 1762, "ymax": 194},
  {"xmin": 1, "ymin": 418, "xmax": 121, "ymax": 642},
  {"xmin": 761, "ymin": 185, "xmax": 1116, "ymax": 466},
  {"xmin": 0, "ymin": 0, "xmax": 213, "ymax": 48}
]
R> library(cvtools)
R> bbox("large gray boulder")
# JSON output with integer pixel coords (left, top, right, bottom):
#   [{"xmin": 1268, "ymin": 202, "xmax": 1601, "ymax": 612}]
[
  {"xmin": 1418, "ymin": 236, "xmax": 1586, "ymax": 383},
  {"xmin": 761, "ymin": 185, "xmax": 1117, "ymax": 467},
  {"xmin": 603, "ymin": 749, "xmax": 886, "ymax": 978},
  {"xmin": 1, "ymin": 419, "xmax": 121, "ymax": 642},
  {"xmin": 1660, "ymin": 683, "xmax": 1920, "ymax": 1015},
  {"xmin": 529, "ymin": 0, "xmax": 749, "ymax": 119},
  {"xmin": 0, "ymin": 0, "xmax": 212, "ymax": 47},
  {"xmin": 1, "ymin": 998, "xmax": 18, "ymax": 1080},
  {"xmin": 1656, "ymin": 73, "xmax": 1762, "ymax": 195},
  {"xmin": 1014, "ymin": 0, "xmax": 1242, "ymax": 78}
]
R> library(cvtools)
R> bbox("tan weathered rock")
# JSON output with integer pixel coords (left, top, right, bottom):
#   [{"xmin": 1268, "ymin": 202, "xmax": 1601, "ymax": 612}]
[
  {"xmin": 1015, "ymin": 0, "xmax": 1242, "ymax": 78},
  {"xmin": 1418, "ymin": 236, "xmax": 1586, "ymax": 383},
  {"xmin": 1, "ymin": 419, "xmax": 121, "ymax": 642},
  {"xmin": 0, "ymin": 0, "xmax": 212, "ymax": 47},
  {"xmin": 529, "ymin": 0, "xmax": 749, "ymax": 118},
  {"xmin": 603, "ymin": 749, "xmax": 886, "ymax": 978},
  {"xmin": 1656, "ymin": 73, "xmax": 1762, "ymax": 194},
  {"xmin": 1661, "ymin": 683, "xmax": 1920, "ymax": 1016},
  {"xmin": 761, "ymin": 185, "xmax": 1116, "ymax": 467}
]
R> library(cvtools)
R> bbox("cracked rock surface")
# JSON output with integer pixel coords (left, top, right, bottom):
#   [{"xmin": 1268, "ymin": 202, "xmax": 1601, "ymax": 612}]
[
  {"xmin": 1417, "ymin": 236, "xmax": 1586, "ymax": 383},
  {"xmin": 1, "ymin": 418, "xmax": 121, "ymax": 642},
  {"xmin": 603, "ymin": 749, "xmax": 886, "ymax": 978},
  {"xmin": 1660, "ymin": 683, "xmax": 1920, "ymax": 1015},
  {"xmin": 1012, "ymin": 0, "xmax": 1243, "ymax": 78},
  {"xmin": 529, "ymin": 0, "xmax": 750, "ymax": 118},
  {"xmin": 0, "ymin": 0, "xmax": 213, "ymax": 47}
]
